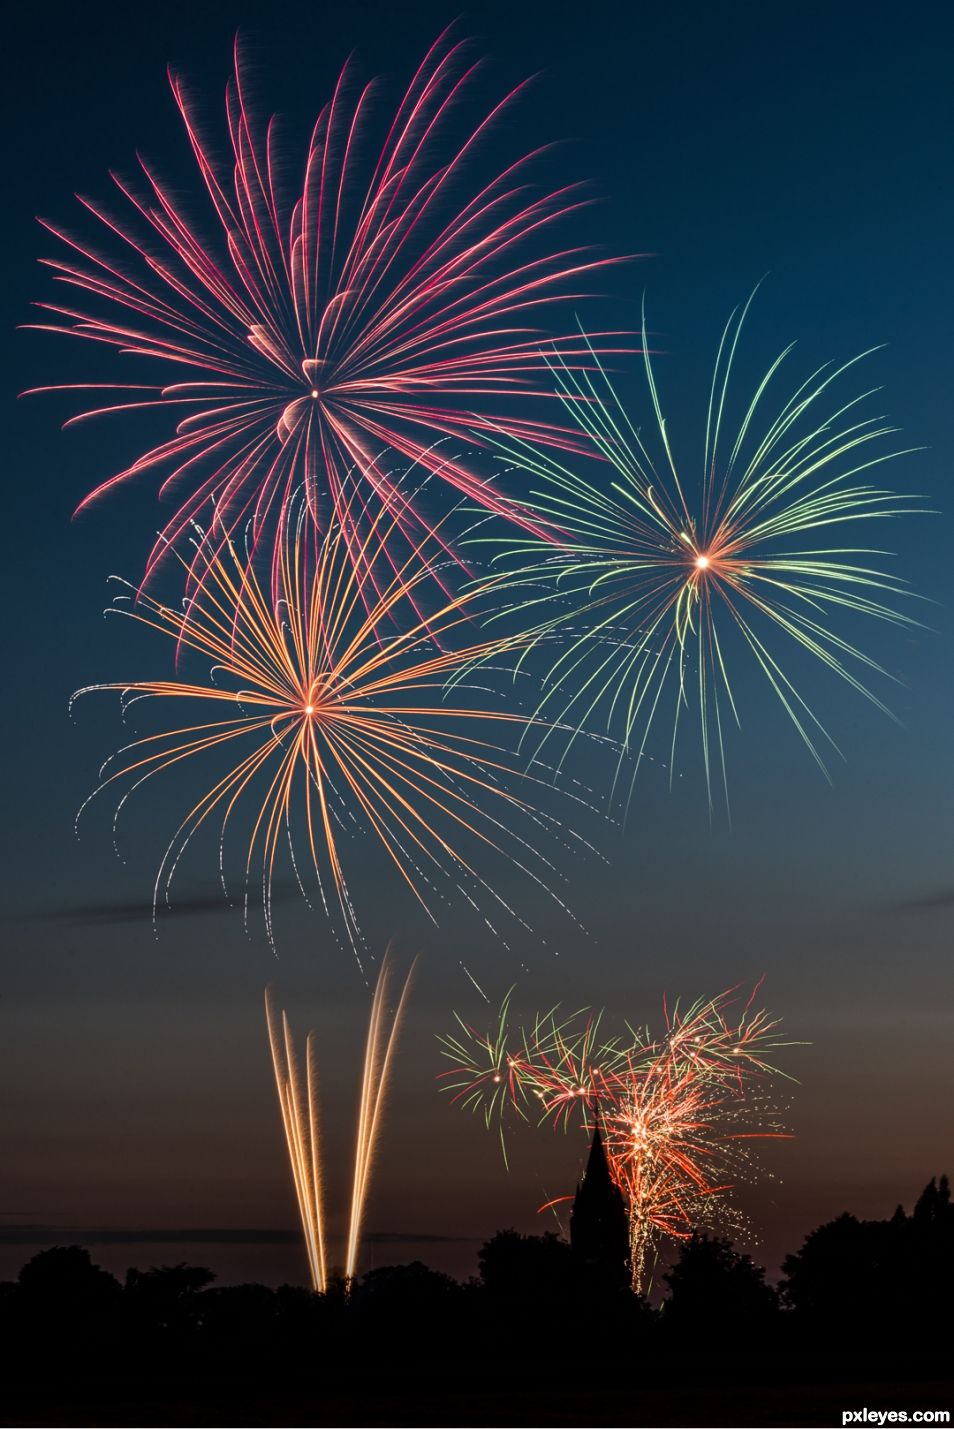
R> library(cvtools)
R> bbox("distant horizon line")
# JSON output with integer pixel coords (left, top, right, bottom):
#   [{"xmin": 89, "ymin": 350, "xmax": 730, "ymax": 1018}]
[{"xmin": 0, "ymin": 1225, "xmax": 473, "ymax": 1247}]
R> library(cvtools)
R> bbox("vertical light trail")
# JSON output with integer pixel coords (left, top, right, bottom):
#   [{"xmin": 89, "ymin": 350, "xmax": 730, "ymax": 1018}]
[
  {"xmin": 305, "ymin": 1032, "xmax": 327, "ymax": 1292},
  {"xmin": 345, "ymin": 952, "xmax": 417, "ymax": 1281},
  {"xmin": 265, "ymin": 950, "xmax": 416, "ymax": 1291},
  {"xmin": 265, "ymin": 987, "xmax": 328, "ymax": 1292}
]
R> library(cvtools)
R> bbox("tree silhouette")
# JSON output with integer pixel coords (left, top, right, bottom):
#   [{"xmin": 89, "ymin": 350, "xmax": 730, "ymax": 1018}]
[
  {"xmin": 664, "ymin": 1233, "xmax": 777, "ymax": 1341},
  {"xmin": 477, "ymin": 1228, "xmax": 575, "ymax": 1303},
  {"xmin": 781, "ymin": 1212, "xmax": 884, "ymax": 1322},
  {"xmin": 908, "ymin": 1174, "xmax": 953, "ymax": 1339},
  {"xmin": 14, "ymin": 1246, "xmax": 122, "ymax": 1367},
  {"xmin": 1, "ymin": 1174, "xmax": 950, "ymax": 1412},
  {"xmin": 124, "ymin": 1262, "xmax": 215, "ymax": 1351},
  {"xmin": 18, "ymin": 1245, "xmax": 121, "ymax": 1306},
  {"xmin": 351, "ymin": 1261, "xmax": 467, "ymax": 1364},
  {"xmin": 781, "ymin": 1175, "xmax": 953, "ymax": 1346},
  {"xmin": 355, "ymin": 1260, "xmax": 460, "ymax": 1311},
  {"xmin": 912, "ymin": 1173, "xmax": 951, "ymax": 1226}
]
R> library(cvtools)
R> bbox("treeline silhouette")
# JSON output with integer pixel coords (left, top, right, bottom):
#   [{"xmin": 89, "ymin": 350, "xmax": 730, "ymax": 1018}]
[{"xmin": 1, "ymin": 1177, "xmax": 950, "ymax": 1423}]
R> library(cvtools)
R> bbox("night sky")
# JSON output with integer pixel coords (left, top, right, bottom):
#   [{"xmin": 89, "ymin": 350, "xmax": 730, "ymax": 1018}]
[{"xmin": 3, "ymin": 0, "xmax": 953, "ymax": 1288}]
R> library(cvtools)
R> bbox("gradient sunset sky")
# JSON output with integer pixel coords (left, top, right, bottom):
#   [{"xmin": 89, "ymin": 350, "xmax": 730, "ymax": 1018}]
[{"xmin": 3, "ymin": 0, "xmax": 953, "ymax": 1287}]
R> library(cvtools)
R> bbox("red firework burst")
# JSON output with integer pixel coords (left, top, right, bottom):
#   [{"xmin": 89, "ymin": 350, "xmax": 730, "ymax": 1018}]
[
  {"xmin": 25, "ymin": 29, "xmax": 624, "ymax": 596},
  {"xmin": 439, "ymin": 985, "xmax": 798, "ymax": 1287}
]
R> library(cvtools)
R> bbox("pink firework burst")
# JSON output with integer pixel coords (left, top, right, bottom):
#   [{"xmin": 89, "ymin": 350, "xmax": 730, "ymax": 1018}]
[{"xmin": 25, "ymin": 29, "xmax": 625, "ymax": 597}]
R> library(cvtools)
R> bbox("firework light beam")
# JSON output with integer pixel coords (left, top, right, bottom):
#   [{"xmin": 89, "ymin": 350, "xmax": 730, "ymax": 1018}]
[
  {"xmin": 265, "ymin": 951, "xmax": 415, "ymax": 1291},
  {"xmin": 24, "ymin": 29, "xmax": 628, "ymax": 598},
  {"xmin": 265, "ymin": 987, "xmax": 327, "ymax": 1291},
  {"xmin": 439, "ymin": 985, "xmax": 800, "ymax": 1291},
  {"xmin": 464, "ymin": 292, "xmax": 924, "ymax": 813},
  {"xmin": 71, "ymin": 480, "xmax": 594, "ymax": 955},
  {"xmin": 345, "ymin": 952, "xmax": 417, "ymax": 1280}
]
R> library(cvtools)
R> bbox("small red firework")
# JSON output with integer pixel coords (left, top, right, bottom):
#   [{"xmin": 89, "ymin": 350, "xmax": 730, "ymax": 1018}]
[{"xmin": 439, "ymin": 986, "xmax": 797, "ymax": 1288}]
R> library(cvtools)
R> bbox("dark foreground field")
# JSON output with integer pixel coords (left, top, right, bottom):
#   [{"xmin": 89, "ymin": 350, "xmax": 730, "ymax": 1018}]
[
  {"xmin": 4, "ymin": 1191, "xmax": 951, "ymax": 1428},
  {"xmin": 4, "ymin": 1383, "xmax": 954, "ymax": 1428},
  {"xmin": 4, "ymin": 1367, "xmax": 953, "ymax": 1428}
]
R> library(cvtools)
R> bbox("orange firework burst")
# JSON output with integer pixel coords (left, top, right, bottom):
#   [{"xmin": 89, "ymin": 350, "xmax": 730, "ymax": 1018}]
[
  {"xmin": 601, "ymin": 1020, "xmax": 792, "ymax": 1293},
  {"xmin": 73, "ymin": 486, "xmax": 588, "ymax": 952}
]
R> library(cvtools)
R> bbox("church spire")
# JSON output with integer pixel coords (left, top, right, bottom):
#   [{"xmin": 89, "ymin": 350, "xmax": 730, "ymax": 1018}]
[{"xmin": 569, "ymin": 1118, "xmax": 630, "ymax": 1291}]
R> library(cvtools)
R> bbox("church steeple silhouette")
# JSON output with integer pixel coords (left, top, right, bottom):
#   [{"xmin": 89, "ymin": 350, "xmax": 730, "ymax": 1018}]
[{"xmin": 569, "ymin": 1118, "xmax": 630, "ymax": 1291}]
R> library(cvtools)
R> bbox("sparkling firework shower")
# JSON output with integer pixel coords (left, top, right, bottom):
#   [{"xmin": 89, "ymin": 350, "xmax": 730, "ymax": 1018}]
[
  {"xmin": 265, "ymin": 952, "xmax": 415, "ymax": 1290},
  {"xmin": 72, "ymin": 482, "xmax": 591, "ymax": 953},
  {"xmin": 439, "ymin": 986, "xmax": 798, "ymax": 1290},
  {"xmin": 25, "ymin": 29, "xmax": 623, "ymax": 594},
  {"xmin": 466, "ymin": 292, "xmax": 922, "ymax": 810}
]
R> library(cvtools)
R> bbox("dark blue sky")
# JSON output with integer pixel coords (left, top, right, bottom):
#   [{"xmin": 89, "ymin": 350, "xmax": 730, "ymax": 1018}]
[{"xmin": 2, "ymin": 0, "xmax": 953, "ymax": 1285}]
